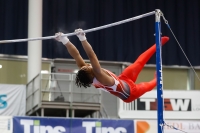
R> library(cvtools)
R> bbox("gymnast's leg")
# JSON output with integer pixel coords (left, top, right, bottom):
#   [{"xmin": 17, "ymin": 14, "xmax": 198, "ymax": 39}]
[
  {"xmin": 120, "ymin": 36, "xmax": 169, "ymax": 82},
  {"xmin": 134, "ymin": 75, "xmax": 157, "ymax": 98}
]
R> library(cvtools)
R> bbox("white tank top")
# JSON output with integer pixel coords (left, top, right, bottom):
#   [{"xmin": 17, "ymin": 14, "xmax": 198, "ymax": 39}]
[
  {"xmin": 92, "ymin": 69, "xmax": 130, "ymax": 98},
  {"xmin": 92, "ymin": 70, "xmax": 119, "ymax": 92}
]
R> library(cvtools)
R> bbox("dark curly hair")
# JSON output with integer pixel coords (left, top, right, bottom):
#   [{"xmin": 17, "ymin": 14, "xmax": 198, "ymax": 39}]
[{"xmin": 75, "ymin": 69, "xmax": 93, "ymax": 88}]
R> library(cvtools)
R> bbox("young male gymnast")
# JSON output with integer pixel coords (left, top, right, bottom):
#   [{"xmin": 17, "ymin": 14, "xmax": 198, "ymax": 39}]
[{"xmin": 55, "ymin": 29, "xmax": 169, "ymax": 103}]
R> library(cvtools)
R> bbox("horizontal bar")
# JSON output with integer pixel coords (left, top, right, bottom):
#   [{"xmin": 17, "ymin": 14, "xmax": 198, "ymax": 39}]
[{"xmin": 0, "ymin": 11, "xmax": 155, "ymax": 44}]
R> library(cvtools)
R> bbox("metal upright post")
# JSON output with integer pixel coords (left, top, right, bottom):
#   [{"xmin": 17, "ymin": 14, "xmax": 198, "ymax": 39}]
[{"xmin": 155, "ymin": 9, "xmax": 164, "ymax": 133}]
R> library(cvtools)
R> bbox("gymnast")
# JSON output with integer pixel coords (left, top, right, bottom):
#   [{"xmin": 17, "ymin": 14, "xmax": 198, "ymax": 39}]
[{"xmin": 55, "ymin": 29, "xmax": 169, "ymax": 103}]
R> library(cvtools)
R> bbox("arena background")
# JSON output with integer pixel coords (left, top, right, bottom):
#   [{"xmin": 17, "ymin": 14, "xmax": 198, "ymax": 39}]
[{"xmin": 0, "ymin": 0, "xmax": 200, "ymax": 66}]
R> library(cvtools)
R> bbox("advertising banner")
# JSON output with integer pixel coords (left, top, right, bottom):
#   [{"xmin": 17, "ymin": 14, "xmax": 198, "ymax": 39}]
[
  {"xmin": 0, "ymin": 84, "xmax": 26, "ymax": 116},
  {"xmin": 135, "ymin": 120, "xmax": 200, "ymax": 133},
  {"xmin": 119, "ymin": 90, "xmax": 200, "ymax": 119},
  {"xmin": 13, "ymin": 116, "xmax": 134, "ymax": 133},
  {"xmin": 0, "ymin": 116, "xmax": 13, "ymax": 133}
]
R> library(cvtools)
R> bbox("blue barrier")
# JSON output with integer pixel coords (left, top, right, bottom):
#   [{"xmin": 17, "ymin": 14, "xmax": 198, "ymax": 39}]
[{"xmin": 13, "ymin": 116, "xmax": 134, "ymax": 133}]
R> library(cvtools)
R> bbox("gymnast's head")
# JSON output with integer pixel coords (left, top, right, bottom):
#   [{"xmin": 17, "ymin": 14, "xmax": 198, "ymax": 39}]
[{"xmin": 75, "ymin": 64, "xmax": 94, "ymax": 88}]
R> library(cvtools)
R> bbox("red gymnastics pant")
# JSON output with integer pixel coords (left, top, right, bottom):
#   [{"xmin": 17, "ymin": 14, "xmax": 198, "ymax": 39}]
[{"xmin": 118, "ymin": 37, "xmax": 169, "ymax": 103}]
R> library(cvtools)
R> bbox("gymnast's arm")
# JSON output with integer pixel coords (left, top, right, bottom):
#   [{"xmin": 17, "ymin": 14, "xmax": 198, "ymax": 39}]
[
  {"xmin": 80, "ymin": 40, "xmax": 102, "ymax": 73},
  {"xmin": 75, "ymin": 29, "xmax": 114, "ymax": 85},
  {"xmin": 64, "ymin": 41, "xmax": 86, "ymax": 68},
  {"xmin": 55, "ymin": 32, "xmax": 86, "ymax": 68}
]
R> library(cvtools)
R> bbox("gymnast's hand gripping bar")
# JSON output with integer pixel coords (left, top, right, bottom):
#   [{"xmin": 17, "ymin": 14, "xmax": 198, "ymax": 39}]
[{"xmin": 0, "ymin": 11, "xmax": 155, "ymax": 44}]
